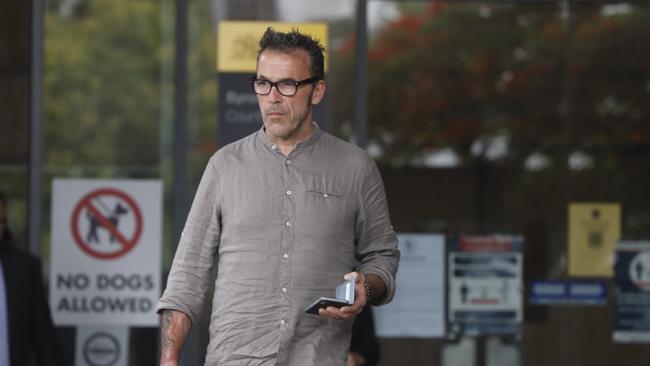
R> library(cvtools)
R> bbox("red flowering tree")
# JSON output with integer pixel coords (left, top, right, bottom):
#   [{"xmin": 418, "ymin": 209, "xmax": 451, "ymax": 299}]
[{"xmin": 331, "ymin": 3, "xmax": 650, "ymax": 167}]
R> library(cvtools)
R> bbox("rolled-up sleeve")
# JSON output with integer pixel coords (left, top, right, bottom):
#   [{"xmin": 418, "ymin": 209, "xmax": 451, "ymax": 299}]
[
  {"xmin": 355, "ymin": 157, "xmax": 400, "ymax": 305},
  {"xmin": 156, "ymin": 158, "xmax": 222, "ymax": 324}
]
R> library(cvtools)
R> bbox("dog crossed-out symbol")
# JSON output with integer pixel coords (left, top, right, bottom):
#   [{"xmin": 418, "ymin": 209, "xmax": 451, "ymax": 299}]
[{"xmin": 85, "ymin": 198, "xmax": 129, "ymax": 244}]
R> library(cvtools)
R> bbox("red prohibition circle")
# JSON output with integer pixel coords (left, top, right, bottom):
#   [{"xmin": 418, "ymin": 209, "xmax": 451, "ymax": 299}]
[{"xmin": 70, "ymin": 188, "xmax": 143, "ymax": 260}]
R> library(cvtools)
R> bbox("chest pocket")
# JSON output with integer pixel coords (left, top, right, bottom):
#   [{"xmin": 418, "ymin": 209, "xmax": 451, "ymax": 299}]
[
  {"xmin": 306, "ymin": 189, "xmax": 342, "ymax": 200},
  {"xmin": 304, "ymin": 187, "xmax": 345, "ymax": 219},
  {"xmin": 297, "ymin": 185, "xmax": 353, "ymax": 245}
]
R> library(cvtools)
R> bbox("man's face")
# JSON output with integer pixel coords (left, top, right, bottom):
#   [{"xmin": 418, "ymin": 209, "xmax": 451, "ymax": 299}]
[{"xmin": 255, "ymin": 49, "xmax": 325, "ymax": 142}]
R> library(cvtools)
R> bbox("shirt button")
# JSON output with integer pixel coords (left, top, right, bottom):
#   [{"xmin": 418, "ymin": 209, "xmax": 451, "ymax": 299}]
[
  {"xmin": 280, "ymin": 319, "xmax": 286, "ymax": 325},
  {"xmin": 281, "ymin": 287, "xmax": 288, "ymax": 293},
  {"xmin": 285, "ymin": 221, "xmax": 291, "ymax": 227},
  {"xmin": 323, "ymin": 193, "xmax": 329, "ymax": 198},
  {"xmin": 271, "ymin": 144, "xmax": 277, "ymax": 150},
  {"xmin": 286, "ymin": 190, "xmax": 292, "ymax": 196},
  {"xmin": 283, "ymin": 253, "xmax": 289, "ymax": 259},
  {"xmin": 286, "ymin": 159, "xmax": 291, "ymax": 165}
]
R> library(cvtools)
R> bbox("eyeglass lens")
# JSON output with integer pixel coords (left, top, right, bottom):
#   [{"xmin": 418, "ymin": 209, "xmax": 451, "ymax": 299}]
[{"xmin": 253, "ymin": 80, "xmax": 299, "ymax": 96}]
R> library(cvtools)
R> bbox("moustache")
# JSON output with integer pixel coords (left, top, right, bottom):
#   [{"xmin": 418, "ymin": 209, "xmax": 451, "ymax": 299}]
[{"xmin": 265, "ymin": 108, "xmax": 286, "ymax": 115}]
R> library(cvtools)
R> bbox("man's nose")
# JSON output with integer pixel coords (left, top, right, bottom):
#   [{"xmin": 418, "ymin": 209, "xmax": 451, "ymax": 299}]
[{"xmin": 267, "ymin": 85, "xmax": 283, "ymax": 103}]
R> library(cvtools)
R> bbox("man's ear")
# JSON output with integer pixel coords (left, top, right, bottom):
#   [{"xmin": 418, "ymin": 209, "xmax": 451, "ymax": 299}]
[{"xmin": 310, "ymin": 80, "xmax": 326, "ymax": 106}]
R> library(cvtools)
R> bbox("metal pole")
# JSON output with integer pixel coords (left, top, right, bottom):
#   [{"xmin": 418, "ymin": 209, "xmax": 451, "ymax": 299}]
[
  {"xmin": 476, "ymin": 337, "xmax": 486, "ymax": 366},
  {"xmin": 561, "ymin": 0, "xmax": 573, "ymax": 160},
  {"xmin": 28, "ymin": 0, "xmax": 44, "ymax": 257},
  {"xmin": 172, "ymin": 0, "xmax": 188, "ymax": 249},
  {"xmin": 355, "ymin": 0, "xmax": 368, "ymax": 149},
  {"xmin": 173, "ymin": 1, "xmax": 193, "ymax": 365}
]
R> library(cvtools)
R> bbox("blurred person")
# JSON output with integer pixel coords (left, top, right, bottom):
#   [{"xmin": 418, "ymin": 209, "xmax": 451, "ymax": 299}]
[
  {"xmin": 0, "ymin": 191, "xmax": 64, "ymax": 366},
  {"xmin": 157, "ymin": 27, "xmax": 400, "ymax": 366},
  {"xmin": 347, "ymin": 306, "xmax": 380, "ymax": 366}
]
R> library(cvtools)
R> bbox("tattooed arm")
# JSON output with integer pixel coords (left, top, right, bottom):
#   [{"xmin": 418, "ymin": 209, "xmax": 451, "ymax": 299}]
[{"xmin": 160, "ymin": 309, "xmax": 191, "ymax": 366}]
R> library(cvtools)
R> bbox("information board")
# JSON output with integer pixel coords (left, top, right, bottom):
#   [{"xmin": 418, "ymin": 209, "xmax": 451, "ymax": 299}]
[
  {"xmin": 374, "ymin": 233, "xmax": 445, "ymax": 337},
  {"xmin": 448, "ymin": 234, "xmax": 523, "ymax": 336}
]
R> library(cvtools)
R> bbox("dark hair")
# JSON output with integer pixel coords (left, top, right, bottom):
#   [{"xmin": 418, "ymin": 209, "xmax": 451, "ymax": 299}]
[
  {"xmin": 0, "ymin": 190, "xmax": 13, "ymax": 248},
  {"xmin": 257, "ymin": 27, "xmax": 326, "ymax": 80}
]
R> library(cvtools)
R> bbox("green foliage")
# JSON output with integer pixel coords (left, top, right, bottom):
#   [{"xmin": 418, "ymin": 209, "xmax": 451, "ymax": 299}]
[{"xmin": 44, "ymin": 0, "xmax": 164, "ymax": 167}]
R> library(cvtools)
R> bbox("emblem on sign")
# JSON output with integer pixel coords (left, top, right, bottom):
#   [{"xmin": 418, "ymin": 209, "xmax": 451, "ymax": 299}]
[
  {"xmin": 630, "ymin": 251, "xmax": 650, "ymax": 291},
  {"xmin": 70, "ymin": 188, "xmax": 143, "ymax": 260},
  {"xmin": 83, "ymin": 332, "xmax": 121, "ymax": 366}
]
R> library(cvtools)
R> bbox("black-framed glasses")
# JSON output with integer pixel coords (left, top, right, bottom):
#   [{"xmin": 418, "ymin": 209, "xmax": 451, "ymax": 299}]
[{"xmin": 249, "ymin": 76, "xmax": 321, "ymax": 97}]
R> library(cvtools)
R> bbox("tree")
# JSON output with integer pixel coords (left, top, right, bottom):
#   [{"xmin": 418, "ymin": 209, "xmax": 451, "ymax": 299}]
[
  {"xmin": 331, "ymin": 2, "xmax": 650, "ymax": 168},
  {"xmin": 44, "ymin": 0, "xmax": 164, "ymax": 168}
]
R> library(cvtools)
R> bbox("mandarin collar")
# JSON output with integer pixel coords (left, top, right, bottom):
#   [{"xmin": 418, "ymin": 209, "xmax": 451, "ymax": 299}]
[{"xmin": 257, "ymin": 122, "xmax": 322, "ymax": 152}]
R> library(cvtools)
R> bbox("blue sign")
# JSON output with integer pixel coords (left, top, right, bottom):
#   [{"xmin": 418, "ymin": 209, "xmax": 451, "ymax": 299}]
[
  {"xmin": 613, "ymin": 241, "xmax": 650, "ymax": 343},
  {"xmin": 530, "ymin": 280, "xmax": 607, "ymax": 305}
]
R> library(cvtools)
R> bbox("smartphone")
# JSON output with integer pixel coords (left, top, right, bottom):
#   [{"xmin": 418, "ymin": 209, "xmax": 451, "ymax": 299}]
[{"xmin": 305, "ymin": 277, "xmax": 356, "ymax": 315}]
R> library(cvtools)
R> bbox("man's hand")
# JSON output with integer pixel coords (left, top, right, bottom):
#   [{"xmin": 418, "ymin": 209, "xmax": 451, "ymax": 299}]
[
  {"xmin": 160, "ymin": 309, "xmax": 191, "ymax": 366},
  {"xmin": 319, "ymin": 272, "xmax": 366, "ymax": 320}
]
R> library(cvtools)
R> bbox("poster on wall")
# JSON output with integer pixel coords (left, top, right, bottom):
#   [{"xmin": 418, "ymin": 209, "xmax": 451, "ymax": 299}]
[
  {"xmin": 49, "ymin": 179, "xmax": 162, "ymax": 326},
  {"xmin": 568, "ymin": 202, "xmax": 621, "ymax": 277},
  {"xmin": 448, "ymin": 234, "xmax": 523, "ymax": 336},
  {"xmin": 217, "ymin": 21, "xmax": 328, "ymax": 146},
  {"xmin": 613, "ymin": 240, "xmax": 650, "ymax": 343},
  {"xmin": 374, "ymin": 233, "xmax": 445, "ymax": 337}
]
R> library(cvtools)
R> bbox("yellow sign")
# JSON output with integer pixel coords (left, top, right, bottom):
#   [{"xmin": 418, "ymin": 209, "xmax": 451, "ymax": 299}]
[
  {"xmin": 568, "ymin": 202, "xmax": 621, "ymax": 277},
  {"xmin": 217, "ymin": 21, "xmax": 329, "ymax": 73}
]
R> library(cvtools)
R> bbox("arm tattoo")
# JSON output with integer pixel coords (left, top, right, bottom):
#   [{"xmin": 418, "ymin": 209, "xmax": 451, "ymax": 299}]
[{"xmin": 160, "ymin": 310, "xmax": 191, "ymax": 364}]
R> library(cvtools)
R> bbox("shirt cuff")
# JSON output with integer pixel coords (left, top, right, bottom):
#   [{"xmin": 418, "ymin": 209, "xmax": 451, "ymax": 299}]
[
  {"xmin": 360, "ymin": 267, "xmax": 395, "ymax": 305},
  {"xmin": 156, "ymin": 298, "xmax": 198, "ymax": 325}
]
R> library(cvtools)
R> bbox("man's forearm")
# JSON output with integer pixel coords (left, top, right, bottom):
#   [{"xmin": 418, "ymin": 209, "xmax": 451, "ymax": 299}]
[
  {"xmin": 160, "ymin": 309, "xmax": 191, "ymax": 365},
  {"xmin": 365, "ymin": 274, "xmax": 387, "ymax": 306}
]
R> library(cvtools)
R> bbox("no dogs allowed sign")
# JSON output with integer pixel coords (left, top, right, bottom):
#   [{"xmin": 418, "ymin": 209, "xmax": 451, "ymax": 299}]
[{"xmin": 50, "ymin": 179, "xmax": 162, "ymax": 326}]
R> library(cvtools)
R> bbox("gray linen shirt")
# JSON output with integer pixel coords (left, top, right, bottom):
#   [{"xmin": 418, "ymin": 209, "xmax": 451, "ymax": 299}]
[{"xmin": 157, "ymin": 125, "xmax": 400, "ymax": 366}]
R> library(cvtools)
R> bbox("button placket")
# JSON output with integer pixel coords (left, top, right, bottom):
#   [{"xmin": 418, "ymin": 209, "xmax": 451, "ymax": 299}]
[{"xmin": 279, "ymin": 154, "xmax": 294, "ymax": 330}]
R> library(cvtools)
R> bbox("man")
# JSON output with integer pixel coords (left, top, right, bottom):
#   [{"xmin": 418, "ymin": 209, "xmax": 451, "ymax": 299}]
[
  {"xmin": 0, "ymin": 191, "xmax": 64, "ymax": 366},
  {"xmin": 157, "ymin": 27, "xmax": 400, "ymax": 366}
]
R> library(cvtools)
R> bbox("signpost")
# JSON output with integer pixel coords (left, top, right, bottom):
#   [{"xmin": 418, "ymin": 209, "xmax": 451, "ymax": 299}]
[{"xmin": 49, "ymin": 179, "xmax": 162, "ymax": 326}]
